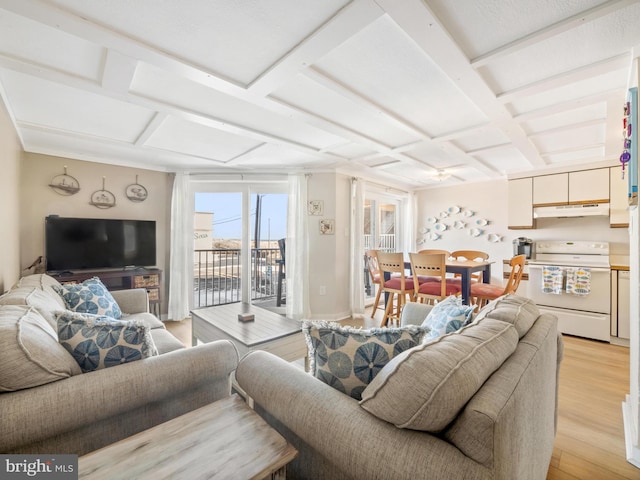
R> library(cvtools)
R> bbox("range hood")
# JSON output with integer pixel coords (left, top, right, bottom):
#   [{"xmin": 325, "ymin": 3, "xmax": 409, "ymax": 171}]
[{"xmin": 533, "ymin": 203, "xmax": 609, "ymax": 218}]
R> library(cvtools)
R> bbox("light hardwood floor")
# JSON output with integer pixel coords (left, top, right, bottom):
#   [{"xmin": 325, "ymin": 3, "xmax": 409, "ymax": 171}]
[{"xmin": 165, "ymin": 306, "xmax": 640, "ymax": 480}]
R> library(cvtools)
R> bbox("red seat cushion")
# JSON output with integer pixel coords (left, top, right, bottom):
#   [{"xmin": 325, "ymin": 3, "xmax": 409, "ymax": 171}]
[
  {"xmin": 384, "ymin": 277, "xmax": 415, "ymax": 290},
  {"xmin": 417, "ymin": 281, "xmax": 461, "ymax": 296},
  {"xmin": 416, "ymin": 275, "xmax": 439, "ymax": 283},
  {"xmin": 470, "ymin": 283, "xmax": 504, "ymax": 298}
]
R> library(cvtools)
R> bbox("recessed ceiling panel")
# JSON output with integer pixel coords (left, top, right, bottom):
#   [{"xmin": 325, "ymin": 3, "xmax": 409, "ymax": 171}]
[
  {"xmin": 544, "ymin": 146, "xmax": 604, "ymax": 164},
  {"xmin": 532, "ymin": 123, "xmax": 605, "ymax": 154},
  {"xmin": 402, "ymin": 142, "xmax": 457, "ymax": 168},
  {"xmin": 472, "ymin": 147, "xmax": 531, "ymax": 174},
  {"xmin": 0, "ymin": 8, "xmax": 103, "ymax": 81},
  {"xmin": 49, "ymin": 0, "xmax": 348, "ymax": 85},
  {"xmin": 449, "ymin": 128, "xmax": 511, "ymax": 152},
  {"xmin": 477, "ymin": 4, "xmax": 640, "ymax": 93},
  {"xmin": 325, "ymin": 143, "xmax": 376, "ymax": 159},
  {"xmin": 0, "ymin": 69, "xmax": 153, "ymax": 142},
  {"xmin": 20, "ymin": 127, "xmax": 220, "ymax": 170},
  {"xmin": 521, "ymin": 103, "xmax": 607, "ymax": 133},
  {"xmin": 271, "ymin": 73, "xmax": 420, "ymax": 147},
  {"xmin": 507, "ymin": 69, "xmax": 628, "ymax": 115},
  {"xmin": 429, "ymin": 0, "xmax": 606, "ymax": 59},
  {"xmin": 228, "ymin": 143, "xmax": 325, "ymax": 168},
  {"xmin": 130, "ymin": 63, "xmax": 345, "ymax": 150},
  {"xmin": 314, "ymin": 15, "xmax": 488, "ymax": 137},
  {"xmin": 145, "ymin": 116, "xmax": 263, "ymax": 162}
]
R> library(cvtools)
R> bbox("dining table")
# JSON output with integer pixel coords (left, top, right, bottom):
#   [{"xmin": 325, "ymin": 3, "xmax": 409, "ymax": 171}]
[{"xmin": 383, "ymin": 257, "xmax": 493, "ymax": 306}]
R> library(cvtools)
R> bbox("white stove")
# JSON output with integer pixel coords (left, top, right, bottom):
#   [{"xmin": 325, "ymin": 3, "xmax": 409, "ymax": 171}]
[
  {"xmin": 526, "ymin": 240, "xmax": 611, "ymax": 342},
  {"xmin": 529, "ymin": 241, "xmax": 610, "ymax": 268}
]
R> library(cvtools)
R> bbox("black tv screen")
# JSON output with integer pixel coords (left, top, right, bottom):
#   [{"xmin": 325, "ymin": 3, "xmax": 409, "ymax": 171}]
[{"xmin": 45, "ymin": 216, "xmax": 157, "ymax": 271}]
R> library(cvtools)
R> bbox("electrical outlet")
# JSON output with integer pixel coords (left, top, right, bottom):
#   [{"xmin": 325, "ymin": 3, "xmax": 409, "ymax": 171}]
[{"xmin": 319, "ymin": 286, "xmax": 326, "ymax": 295}]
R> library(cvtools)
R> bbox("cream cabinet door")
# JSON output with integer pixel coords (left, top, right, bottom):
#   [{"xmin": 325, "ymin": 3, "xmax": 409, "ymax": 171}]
[
  {"xmin": 569, "ymin": 168, "xmax": 609, "ymax": 204},
  {"xmin": 508, "ymin": 178, "xmax": 534, "ymax": 229},
  {"xmin": 610, "ymin": 166, "xmax": 629, "ymax": 227},
  {"xmin": 533, "ymin": 173, "xmax": 568, "ymax": 206}
]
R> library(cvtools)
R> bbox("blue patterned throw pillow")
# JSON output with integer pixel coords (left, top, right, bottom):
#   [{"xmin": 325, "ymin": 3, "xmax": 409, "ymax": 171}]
[
  {"xmin": 302, "ymin": 321, "xmax": 428, "ymax": 400},
  {"xmin": 56, "ymin": 310, "xmax": 157, "ymax": 373},
  {"xmin": 54, "ymin": 277, "xmax": 122, "ymax": 319},
  {"xmin": 421, "ymin": 295, "xmax": 475, "ymax": 342}
]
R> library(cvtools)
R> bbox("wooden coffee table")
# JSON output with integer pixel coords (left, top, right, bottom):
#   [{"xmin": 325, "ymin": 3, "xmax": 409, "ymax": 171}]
[
  {"xmin": 79, "ymin": 394, "xmax": 297, "ymax": 479},
  {"xmin": 191, "ymin": 303, "xmax": 308, "ymax": 370}
]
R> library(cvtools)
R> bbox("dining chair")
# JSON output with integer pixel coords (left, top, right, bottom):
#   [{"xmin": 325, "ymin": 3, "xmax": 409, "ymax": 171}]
[
  {"xmin": 450, "ymin": 250, "xmax": 490, "ymax": 284},
  {"xmin": 416, "ymin": 249, "xmax": 452, "ymax": 282},
  {"xmin": 376, "ymin": 251, "xmax": 415, "ymax": 327},
  {"xmin": 365, "ymin": 249, "xmax": 383, "ymax": 318},
  {"xmin": 409, "ymin": 253, "xmax": 461, "ymax": 305},
  {"xmin": 470, "ymin": 254, "xmax": 526, "ymax": 310}
]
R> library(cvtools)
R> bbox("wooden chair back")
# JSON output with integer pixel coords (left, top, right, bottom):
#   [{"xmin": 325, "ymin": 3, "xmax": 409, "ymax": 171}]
[
  {"xmin": 417, "ymin": 249, "xmax": 451, "ymax": 257},
  {"xmin": 409, "ymin": 252, "xmax": 447, "ymax": 302},
  {"xmin": 504, "ymin": 254, "xmax": 526, "ymax": 295},
  {"xmin": 365, "ymin": 249, "xmax": 380, "ymax": 285},
  {"xmin": 451, "ymin": 250, "xmax": 489, "ymax": 283}
]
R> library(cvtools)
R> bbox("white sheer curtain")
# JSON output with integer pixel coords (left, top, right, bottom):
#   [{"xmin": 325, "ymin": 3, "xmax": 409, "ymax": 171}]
[
  {"xmin": 286, "ymin": 174, "xmax": 310, "ymax": 321},
  {"xmin": 402, "ymin": 192, "xmax": 417, "ymax": 254},
  {"xmin": 167, "ymin": 172, "xmax": 191, "ymax": 321},
  {"xmin": 350, "ymin": 177, "xmax": 365, "ymax": 318}
]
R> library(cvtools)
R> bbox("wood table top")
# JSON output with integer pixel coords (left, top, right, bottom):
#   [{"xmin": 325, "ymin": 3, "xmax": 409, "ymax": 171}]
[
  {"xmin": 79, "ymin": 394, "xmax": 298, "ymax": 480},
  {"xmin": 191, "ymin": 303, "xmax": 302, "ymax": 347}
]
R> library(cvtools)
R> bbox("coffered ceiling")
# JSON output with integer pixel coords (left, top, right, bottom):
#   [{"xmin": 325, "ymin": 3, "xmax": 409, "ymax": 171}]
[{"xmin": 1, "ymin": 0, "xmax": 639, "ymax": 189}]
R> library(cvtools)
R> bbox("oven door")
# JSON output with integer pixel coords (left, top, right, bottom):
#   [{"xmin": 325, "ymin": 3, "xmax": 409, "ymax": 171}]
[{"xmin": 526, "ymin": 264, "xmax": 610, "ymax": 314}]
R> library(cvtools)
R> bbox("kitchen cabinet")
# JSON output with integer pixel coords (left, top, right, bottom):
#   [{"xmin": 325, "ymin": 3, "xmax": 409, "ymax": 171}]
[
  {"xmin": 568, "ymin": 168, "xmax": 609, "ymax": 204},
  {"xmin": 610, "ymin": 165, "xmax": 629, "ymax": 227},
  {"xmin": 507, "ymin": 178, "xmax": 535, "ymax": 229},
  {"xmin": 533, "ymin": 173, "xmax": 568, "ymax": 206}
]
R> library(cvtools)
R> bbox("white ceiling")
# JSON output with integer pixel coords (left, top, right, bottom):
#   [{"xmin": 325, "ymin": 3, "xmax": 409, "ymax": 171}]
[{"xmin": 1, "ymin": 0, "xmax": 639, "ymax": 189}]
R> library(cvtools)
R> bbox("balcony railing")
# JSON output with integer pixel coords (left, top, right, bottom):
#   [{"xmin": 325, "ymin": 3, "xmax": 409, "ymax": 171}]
[
  {"xmin": 193, "ymin": 248, "xmax": 283, "ymax": 308},
  {"xmin": 363, "ymin": 234, "xmax": 395, "ymax": 252}
]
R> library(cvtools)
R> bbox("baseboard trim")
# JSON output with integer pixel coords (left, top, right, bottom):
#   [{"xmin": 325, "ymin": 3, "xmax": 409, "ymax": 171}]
[{"xmin": 622, "ymin": 396, "xmax": 640, "ymax": 468}]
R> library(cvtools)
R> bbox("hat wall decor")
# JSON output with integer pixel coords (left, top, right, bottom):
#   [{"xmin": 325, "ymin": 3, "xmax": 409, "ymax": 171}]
[
  {"xmin": 90, "ymin": 176, "xmax": 116, "ymax": 209},
  {"xmin": 125, "ymin": 175, "xmax": 148, "ymax": 202},
  {"xmin": 49, "ymin": 166, "xmax": 80, "ymax": 196}
]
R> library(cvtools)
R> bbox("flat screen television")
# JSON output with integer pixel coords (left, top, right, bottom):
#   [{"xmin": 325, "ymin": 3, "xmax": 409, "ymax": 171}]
[{"xmin": 45, "ymin": 216, "xmax": 157, "ymax": 272}]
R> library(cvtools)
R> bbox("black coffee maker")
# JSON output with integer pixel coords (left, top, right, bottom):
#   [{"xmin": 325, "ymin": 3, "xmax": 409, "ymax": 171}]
[{"xmin": 513, "ymin": 237, "xmax": 533, "ymax": 259}]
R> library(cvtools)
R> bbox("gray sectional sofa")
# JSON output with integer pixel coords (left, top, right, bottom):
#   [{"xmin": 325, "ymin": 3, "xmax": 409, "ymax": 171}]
[
  {"xmin": 0, "ymin": 274, "xmax": 239, "ymax": 455},
  {"xmin": 236, "ymin": 295, "xmax": 563, "ymax": 480}
]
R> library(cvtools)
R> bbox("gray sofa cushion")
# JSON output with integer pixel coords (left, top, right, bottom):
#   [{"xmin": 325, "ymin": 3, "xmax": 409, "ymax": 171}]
[
  {"xmin": 473, "ymin": 294, "xmax": 540, "ymax": 338},
  {"xmin": 360, "ymin": 318, "xmax": 518, "ymax": 432},
  {"xmin": 12, "ymin": 274, "xmax": 66, "ymax": 310},
  {"xmin": 0, "ymin": 305, "xmax": 81, "ymax": 392},
  {"xmin": 0, "ymin": 287, "xmax": 63, "ymax": 330}
]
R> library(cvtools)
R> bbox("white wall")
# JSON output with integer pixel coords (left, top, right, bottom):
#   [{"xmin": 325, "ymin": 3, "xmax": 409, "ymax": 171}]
[
  {"xmin": 307, "ymin": 173, "xmax": 352, "ymax": 320},
  {"xmin": 0, "ymin": 96, "xmax": 21, "ymax": 293},
  {"xmin": 416, "ymin": 179, "xmax": 629, "ymax": 284}
]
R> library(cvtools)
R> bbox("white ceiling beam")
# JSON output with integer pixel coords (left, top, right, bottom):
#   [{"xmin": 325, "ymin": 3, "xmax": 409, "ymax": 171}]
[
  {"xmin": 497, "ymin": 54, "xmax": 630, "ymax": 102},
  {"xmin": 134, "ymin": 112, "xmax": 168, "ymax": 146},
  {"xmin": 539, "ymin": 143, "xmax": 605, "ymax": 156},
  {"xmin": 471, "ymin": 0, "xmax": 640, "ymax": 67},
  {"xmin": 248, "ymin": 0, "xmax": 384, "ymax": 97},
  {"xmin": 378, "ymin": 0, "xmax": 546, "ymax": 168},
  {"xmin": 526, "ymin": 118, "xmax": 606, "ymax": 137},
  {"xmin": 101, "ymin": 49, "xmax": 138, "ymax": 94}
]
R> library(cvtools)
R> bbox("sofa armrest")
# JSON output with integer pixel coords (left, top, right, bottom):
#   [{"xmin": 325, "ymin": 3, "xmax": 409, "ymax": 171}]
[
  {"xmin": 111, "ymin": 288, "xmax": 149, "ymax": 314},
  {"xmin": 0, "ymin": 340, "xmax": 239, "ymax": 453},
  {"xmin": 236, "ymin": 351, "xmax": 487, "ymax": 479},
  {"xmin": 400, "ymin": 302, "xmax": 432, "ymax": 326}
]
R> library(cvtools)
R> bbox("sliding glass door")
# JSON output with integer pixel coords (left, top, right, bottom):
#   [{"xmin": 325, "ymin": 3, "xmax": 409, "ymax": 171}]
[{"xmin": 191, "ymin": 183, "xmax": 287, "ymax": 310}]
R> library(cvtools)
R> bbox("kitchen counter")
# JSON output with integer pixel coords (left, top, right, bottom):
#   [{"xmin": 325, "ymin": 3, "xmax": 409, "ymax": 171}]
[{"xmin": 610, "ymin": 254, "xmax": 630, "ymax": 271}]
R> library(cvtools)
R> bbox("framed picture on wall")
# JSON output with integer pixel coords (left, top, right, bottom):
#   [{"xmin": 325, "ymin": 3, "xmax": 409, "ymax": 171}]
[
  {"xmin": 320, "ymin": 219, "xmax": 334, "ymax": 235},
  {"xmin": 308, "ymin": 200, "xmax": 324, "ymax": 215}
]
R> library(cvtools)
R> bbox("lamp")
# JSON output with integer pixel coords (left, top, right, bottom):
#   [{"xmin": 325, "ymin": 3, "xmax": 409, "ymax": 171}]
[{"xmin": 434, "ymin": 170, "xmax": 451, "ymax": 182}]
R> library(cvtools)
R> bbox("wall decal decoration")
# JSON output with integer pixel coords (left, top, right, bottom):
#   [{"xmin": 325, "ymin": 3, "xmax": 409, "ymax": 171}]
[
  {"xmin": 90, "ymin": 176, "xmax": 116, "ymax": 209},
  {"xmin": 320, "ymin": 218, "xmax": 334, "ymax": 235},
  {"xmin": 418, "ymin": 206, "xmax": 503, "ymax": 243},
  {"xmin": 126, "ymin": 175, "xmax": 148, "ymax": 202}
]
